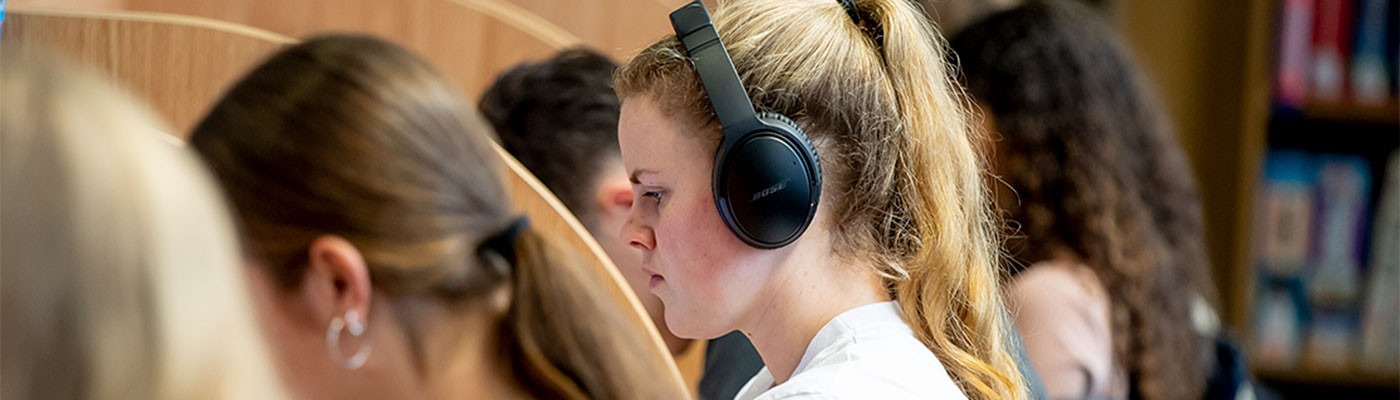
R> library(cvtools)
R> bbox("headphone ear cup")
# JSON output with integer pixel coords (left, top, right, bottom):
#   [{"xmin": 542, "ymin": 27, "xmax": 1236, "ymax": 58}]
[
  {"xmin": 756, "ymin": 112, "xmax": 822, "ymax": 184},
  {"xmin": 713, "ymin": 112, "xmax": 823, "ymax": 248}
]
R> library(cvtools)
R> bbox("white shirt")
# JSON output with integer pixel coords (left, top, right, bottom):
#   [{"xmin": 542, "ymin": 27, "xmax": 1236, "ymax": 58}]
[{"xmin": 733, "ymin": 302, "xmax": 968, "ymax": 400}]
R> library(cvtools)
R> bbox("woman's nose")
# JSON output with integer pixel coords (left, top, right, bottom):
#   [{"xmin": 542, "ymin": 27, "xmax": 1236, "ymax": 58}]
[{"xmin": 620, "ymin": 210, "xmax": 655, "ymax": 251}]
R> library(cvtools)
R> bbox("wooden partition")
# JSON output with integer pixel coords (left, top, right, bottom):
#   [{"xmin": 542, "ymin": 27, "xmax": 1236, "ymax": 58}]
[
  {"xmin": 10, "ymin": 0, "xmax": 695, "ymax": 62},
  {"xmin": 111, "ymin": 0, "xmax": 578, "ymax": 97},
  {"xmin": 2, "ymin": 9, "xmax": 690, "ymax": 396},
  {"xmin": 10, "ymin": 0, "xmax": 718, "ymax": 390},
  {"xmin": 2, "ymin": 9, "xmax": 294, "ymax": 133},
  {"xmin": 496, "ymin": 0, "xmax": 681, "ymax": 58},
  {"xmin": 11, "ymin": 0, "xmax": 580, "ymax": 98}
]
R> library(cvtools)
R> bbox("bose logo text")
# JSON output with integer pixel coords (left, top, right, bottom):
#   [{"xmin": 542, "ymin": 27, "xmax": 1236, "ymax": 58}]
[{"xmin": 751, "ymin": 179, "xmax": 790, "ymax": 202}]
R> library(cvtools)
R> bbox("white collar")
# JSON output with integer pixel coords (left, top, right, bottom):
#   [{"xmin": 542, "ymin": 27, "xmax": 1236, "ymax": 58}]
[
  {"xmin": 793, "ymin": 301, "xmax": 907, "ymax": 374},
  {"xmin": 738, "ymin": 301, "xmax": 909, "ymax": 397}
]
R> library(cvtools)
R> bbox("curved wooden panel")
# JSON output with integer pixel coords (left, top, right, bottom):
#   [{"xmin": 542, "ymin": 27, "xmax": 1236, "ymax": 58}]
[
  {"xmin": 10, "ymin": 0, "xmax": 581, "ymax": 99},
  {"xmin": 7, "ymin": 1, "xmax": 712, "ymax": 390},
  {"xmin": 498, "ymin": 0, "xmax": 677, "ymax": 58},
  {"xmin": 10, "ymin": 0, "xmax": 682, "ymax": 62},
  {"xmin": 2, "ymin": 9, "xmax": 689, "ymax": 396},
  {"xmin": 1, "ymin": 9, "xmax": 293, "ymax": 134}
]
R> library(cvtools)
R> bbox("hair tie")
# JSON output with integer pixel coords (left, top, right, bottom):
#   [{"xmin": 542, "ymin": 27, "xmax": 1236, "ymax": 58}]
[
  {"xmin": 838, "ymin": 0, "xmax": 864, "ymax": 24},
  {"xmin": 481, "ymin": 216, "xmax": 530, "ymax": 264},
  {"xmin": 837, "ymin": 0, "xmax": 881, "ymax": 47}
]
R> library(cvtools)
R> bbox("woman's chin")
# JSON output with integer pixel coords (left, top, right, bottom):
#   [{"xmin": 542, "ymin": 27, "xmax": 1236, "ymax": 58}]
[{"xmin": 663, "ymin": 308, "xmax": 732, "ymax": 340}]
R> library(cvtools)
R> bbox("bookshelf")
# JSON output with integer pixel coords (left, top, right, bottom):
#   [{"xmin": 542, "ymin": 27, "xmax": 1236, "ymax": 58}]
[
  {"xmin": 1302, "ymin": 99, "xmax": 1400, "ymax": 124},
  {"xmin": 1232, "ymin": 0, "xmax": 1399, "ymax": 394},
  {"xmin": 1254, "ymin": 365, "xmax": 1400, "ymax": 389}
]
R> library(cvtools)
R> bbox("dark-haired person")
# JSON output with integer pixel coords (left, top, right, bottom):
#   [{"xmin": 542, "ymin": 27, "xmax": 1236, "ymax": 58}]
[
  {"xmin": 478, "ymin": 47, "xmax": 766, "ymax": 400},
  {"xmin": 478, "ymin": 47, "xmax": 698, "ymax": 356},
  {"xmin": 190, "ymin": 35, "xmax": 687, "ymax": 399},
  {"xmin": 951, "ymin": 1, "xmax": 1223, "ymax": 399}
]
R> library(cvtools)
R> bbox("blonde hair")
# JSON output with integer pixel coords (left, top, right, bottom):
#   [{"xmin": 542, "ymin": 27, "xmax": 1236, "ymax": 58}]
[
  {"xmin": 0, "ymin": 53, "xmax": 286, "ymax": 400},
  {"xmin": 615, "ymin": 0, "xmax": 1024, "ymax": 398}
]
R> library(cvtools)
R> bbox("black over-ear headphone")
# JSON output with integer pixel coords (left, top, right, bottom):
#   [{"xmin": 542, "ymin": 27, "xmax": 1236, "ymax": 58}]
[{"xmin": 669, "ymin": 0, "xmax": 823, "ymax": 249}]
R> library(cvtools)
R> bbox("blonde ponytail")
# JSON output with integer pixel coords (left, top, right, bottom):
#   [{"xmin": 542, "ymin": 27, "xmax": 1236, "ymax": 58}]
[
  {"xmin": 857, "ymin": 1, "xmax": 1025, "ymax": 398},
  {"xmin": 615, "ymin": 1, "xmax": 1024, "ymax": 398}
]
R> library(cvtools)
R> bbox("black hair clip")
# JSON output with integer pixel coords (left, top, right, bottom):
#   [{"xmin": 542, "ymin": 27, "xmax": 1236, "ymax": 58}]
[{"xmin": 480, "ymin": 216, "xmax": 530, "ymax": 264}]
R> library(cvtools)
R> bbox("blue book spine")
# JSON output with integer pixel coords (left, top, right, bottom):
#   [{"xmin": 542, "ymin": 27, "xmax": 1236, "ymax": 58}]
[{"xmin": 1352, "ymin": 0, "xmax": 1393, "ymax": 104}]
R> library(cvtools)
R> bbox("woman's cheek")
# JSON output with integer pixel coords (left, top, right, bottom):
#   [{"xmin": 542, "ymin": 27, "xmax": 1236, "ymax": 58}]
[{"xmin": 671, "ymin": 198, "xmax": 737, "ymax": 285}]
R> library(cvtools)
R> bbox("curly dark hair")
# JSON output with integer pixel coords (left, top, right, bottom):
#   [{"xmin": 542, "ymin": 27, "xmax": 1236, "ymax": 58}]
[
  {"xmin": 479, "ymin": 48, "xmax": 621, "ymax": 217},
  {"xmin": 951, "ymin": 1, "xmax": 1219, "ymax": 399}
]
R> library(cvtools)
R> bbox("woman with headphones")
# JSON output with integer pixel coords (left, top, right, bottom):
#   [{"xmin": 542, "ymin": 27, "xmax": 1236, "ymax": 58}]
[{"xmin": 614, "ymin": 1, "xmax": 1025, "ymax": 398}]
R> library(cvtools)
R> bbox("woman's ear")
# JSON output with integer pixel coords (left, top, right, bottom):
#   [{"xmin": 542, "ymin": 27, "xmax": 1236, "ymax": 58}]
[
  {"xmin": 302, "ymin": 235, "xmax": 373, "ymax": 328},
  {"xmin": 594, "ymin": 172, "xmax": 634, "ymax": 222}
]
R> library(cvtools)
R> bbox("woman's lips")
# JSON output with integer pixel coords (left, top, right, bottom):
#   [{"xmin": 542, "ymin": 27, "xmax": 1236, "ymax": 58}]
[{"xmin": 641, "ymin": 267, "xmax": 664, "ymax": 289}]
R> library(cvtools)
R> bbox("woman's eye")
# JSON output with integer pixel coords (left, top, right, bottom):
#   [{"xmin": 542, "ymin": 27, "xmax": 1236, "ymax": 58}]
[{"xmin": 643, "ymin": 191, "xmax": 663, "ymax": 202}]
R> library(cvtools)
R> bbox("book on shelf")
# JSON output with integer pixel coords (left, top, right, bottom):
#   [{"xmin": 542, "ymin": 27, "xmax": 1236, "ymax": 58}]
[
  {"xmin": 1389, "ymin": 0, "xmax": 1398, "ymax": 96},
  {"xmin": 1307, "ymin": 155, "xmax": 1370, "ymax": 306},
  {"xmin": 1300, "ymin": 156, "xmax": 1372, "ymax": 371},
  {"xmin": 1275, "ymin": 0, "xmax": 1399, "ymax": 109},
  {"xmin": 1254, "ymin": 279, "xmax": 1309, "ymax": 368},
  {"xmin": 1310, "ymin": 0, "xmax": 1355, "ymax": 103},
  {"xmin": 1278, "ymin": 0, "xmax": 1317, "ymax": 108},
  {"xmin": 1258, "ymin": 151, "xmax": 1316, "ymax": 276},
  {"xmin": 1252, "ymin": 151, "xmax": 1317, "ymax": 368},
  {"xmin": 1359, "ymin": 151, "xmax": 1399, "ymax": 373},
  {"xmin": 1251, "ymin": 150, "xmax": 1390, "ymax": 373},
  {"xmin": 1351, "ymin": 0, "xmax": 1393, "ymax": 105}
]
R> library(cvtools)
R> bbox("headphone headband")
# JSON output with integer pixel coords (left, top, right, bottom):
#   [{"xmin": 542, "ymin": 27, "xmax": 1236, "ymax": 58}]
[
  {"xmin": 669, "ymin": 1, "xmax": 759, "ymax": 133},
  {"xmin": 667, "ymin": 0, "xmax": 823, "ymax": 249}
]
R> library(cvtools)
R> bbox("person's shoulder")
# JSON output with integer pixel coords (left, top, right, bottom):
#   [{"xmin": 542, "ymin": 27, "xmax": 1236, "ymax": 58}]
[{"xmin": 1005, "ymin": 259, "xmax": 1114, "ymax": 345}]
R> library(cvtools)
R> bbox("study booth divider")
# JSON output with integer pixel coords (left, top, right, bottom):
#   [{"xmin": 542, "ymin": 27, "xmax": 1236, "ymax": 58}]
[
  {"xmin": 9, "ymin": 0, "xmax": 689, "ymax": 62},
  {"xmin": 2, "ymin": 9, "xmax": 693, "ymax": 396}
]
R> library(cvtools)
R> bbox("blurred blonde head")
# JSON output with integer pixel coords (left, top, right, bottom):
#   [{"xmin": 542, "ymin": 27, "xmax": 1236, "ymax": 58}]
[
  {"xmin": 615, "ymin": 0, "xmax": 1024, "ymax": 398},
  {"xmin": 0, "ymin": 53, "xmax": 285, "ymax": 399}
]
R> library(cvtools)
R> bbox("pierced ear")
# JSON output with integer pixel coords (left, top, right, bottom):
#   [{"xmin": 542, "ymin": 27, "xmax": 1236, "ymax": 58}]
[
  {"xmin": 486, "ymin": 280, "xmax": 513, "ymax": 317},
  {"xmin": 304, "ymin": 235, "xmax": 373, "ymax": 328}
]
